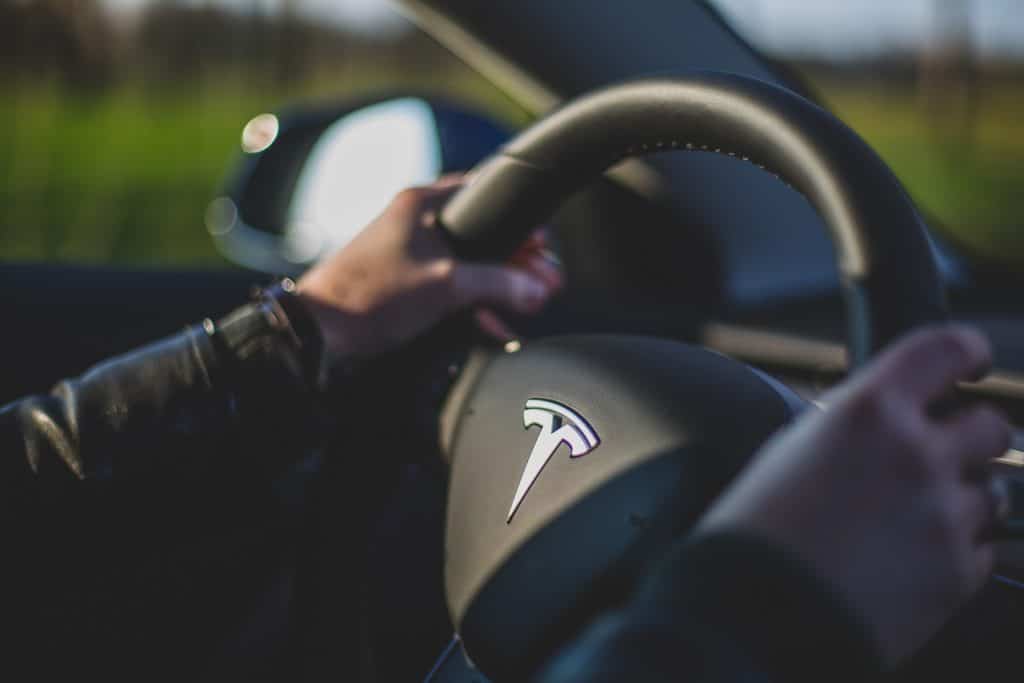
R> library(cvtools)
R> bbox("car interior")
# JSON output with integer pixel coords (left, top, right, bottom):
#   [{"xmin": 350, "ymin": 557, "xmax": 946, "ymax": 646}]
[{"xmin": 5, "ymin": 1, "xmax": 1024, "ymax": 681}]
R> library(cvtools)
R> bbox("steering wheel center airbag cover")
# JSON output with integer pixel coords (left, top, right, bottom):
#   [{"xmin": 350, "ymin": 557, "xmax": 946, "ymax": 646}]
[
  {"xmin": 438, "ymin": 70, "xmax": 949, "ymax": 678},
  {"xmin": 443, "ymin": 335, "xmax": 792, "ymax": 675}
]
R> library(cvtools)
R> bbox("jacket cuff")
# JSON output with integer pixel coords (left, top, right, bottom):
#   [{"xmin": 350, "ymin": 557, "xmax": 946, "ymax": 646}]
[
  {"xmin": 202, "ymin": 290, "xmax": 328, "ymax": 466},
  {"xmin": 630, "ymin": 531, "xmax": 882, "ymax": 683},
  {"xmin": 210, "ymin": 278, "xmax": 325, "ymax": 391}
]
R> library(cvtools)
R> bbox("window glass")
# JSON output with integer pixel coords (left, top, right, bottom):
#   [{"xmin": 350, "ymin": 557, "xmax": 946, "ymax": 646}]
[
  {"xmin": 708, "ymin": 0, "xmax": 1024, "ymax": 267},
  {"xmin": 0, "ymin": 0, "xmax": 523, "ymax": 266}
]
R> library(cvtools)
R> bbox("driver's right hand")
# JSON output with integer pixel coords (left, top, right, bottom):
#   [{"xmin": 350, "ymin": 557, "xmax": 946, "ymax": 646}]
[{"xmin": 697, "ymin": 325, "xmax": 1012, "ymax": 666}]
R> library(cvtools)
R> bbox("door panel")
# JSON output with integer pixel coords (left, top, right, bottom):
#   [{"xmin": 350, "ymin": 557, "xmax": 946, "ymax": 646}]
[{"xmin": 0, "ymin": 263, "xmax": 258, "ymax": 403}]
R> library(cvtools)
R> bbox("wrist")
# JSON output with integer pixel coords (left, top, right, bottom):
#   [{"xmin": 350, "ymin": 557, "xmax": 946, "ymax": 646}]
[
  {"xmin": 195, "ymin": 280, "xmax": 330, "ymax": 475},
  {"xmin": 292, "ymin": 279, "xmax": 364, "ymax": 363},
  {"xmin": 207, "ymin": 278, "xmax": 326, "ymax": 389}
]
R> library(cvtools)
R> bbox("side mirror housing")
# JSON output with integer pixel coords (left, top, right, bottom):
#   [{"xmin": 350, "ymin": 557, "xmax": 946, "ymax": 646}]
[{"xmin": 208, "ymin": 95, "xmax": 510, "ymax": 273}]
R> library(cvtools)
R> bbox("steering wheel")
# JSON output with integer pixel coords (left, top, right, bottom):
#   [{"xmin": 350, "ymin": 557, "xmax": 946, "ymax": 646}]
[{"xmin": 429, "ymin": 71, "xmax": 947, "ymax": 680}]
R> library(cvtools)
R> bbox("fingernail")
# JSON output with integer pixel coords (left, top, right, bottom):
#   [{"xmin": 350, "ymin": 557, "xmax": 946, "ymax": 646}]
[{"xmin": 540, "ymin": 248, "xmax": 562, "ymax": 268}]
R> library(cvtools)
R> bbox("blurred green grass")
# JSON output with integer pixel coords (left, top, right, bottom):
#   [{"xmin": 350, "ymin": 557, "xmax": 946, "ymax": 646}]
[
  {"xmin": 1, "ymin": 73, "xmax": 1022, "ymax": 268},
  {"xmin": 821, "ymin": 83, "xmax": 1024, "ymax": 267},
  {"xmin": 2, "ymin": 85, "xmax": 243, "ymax": 264},
  {"xmin": 0, "ymin": 67, "xmax": 528, "ymax": 266}
]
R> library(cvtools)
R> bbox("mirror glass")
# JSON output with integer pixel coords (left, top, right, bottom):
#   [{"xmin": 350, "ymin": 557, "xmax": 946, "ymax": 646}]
[{"xmin": 283, "ymin": 97, "xmax": 442, "ymax": 263}]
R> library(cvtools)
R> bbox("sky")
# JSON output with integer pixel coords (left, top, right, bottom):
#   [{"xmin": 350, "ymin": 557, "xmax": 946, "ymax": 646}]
[
  {"xmin": 712, "ymin": 0, "xmax": 1024, "ymax": 58},
  {"xmin": 102, "ymin": 0, "xmax": 1024, "ymax": 58},
  {"xmin": 102, "ymin": 0, "xmax": 410, "ymax": 35}
]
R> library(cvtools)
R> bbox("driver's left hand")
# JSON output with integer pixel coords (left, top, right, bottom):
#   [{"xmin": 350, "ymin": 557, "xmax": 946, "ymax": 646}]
[{"xmin": 297, "ymin": 175, "xmax": 564, "ymax": 361}]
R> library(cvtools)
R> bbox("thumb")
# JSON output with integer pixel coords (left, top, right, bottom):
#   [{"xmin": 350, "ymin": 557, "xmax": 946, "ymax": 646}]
[{"xmin": 452, "ymin": 262, "xmax": 552, "ymax": 314}]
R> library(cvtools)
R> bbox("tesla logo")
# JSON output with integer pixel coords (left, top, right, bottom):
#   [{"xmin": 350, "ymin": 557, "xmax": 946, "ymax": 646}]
[{"xmin": 507, "ymin": 398, "xmax": 600, "ymax": 523}]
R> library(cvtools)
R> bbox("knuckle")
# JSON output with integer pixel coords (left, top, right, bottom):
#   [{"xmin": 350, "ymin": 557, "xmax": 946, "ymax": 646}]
[
  {"xmin": 393, "ymin": 187, "xmax": 428, "ymax": 213},
  {"xmin": 432, "ymin": 260, "xmax": 460, "ymax": 299},
  {"xmin": 843, "ymin": 386, "xmax": 940, "ymax": 479},
  {"xmin": 887, "ymin": 326, "xmax": 984, "ymax": 387},
  {"xmin": 977, "ymin": 407, "xmax": 1012, "ymax": 449},
  {"xmin": 927, "ymin": 326, "xmax": 989, "ymax": 373},
  {"xmin": 429, "ymin": 258, "xmax": 456, "ymax": 283},
  {"xmin": 344, "ymin": 292, "xmax": 374, "ymax": 315},
  {"xmin": 842, "ymin": 387, "xmax": 924, "ymax": 447},
  {"xmin": 838, "ymin": 388, "xmax": 942, "ymax": 481},
  {"xmin": 842, "ymin": 385, "xmax": 888, "ymax": 427},
  {"xmin": 929, "ymin": 330, "xmax": 972, "ymax": 367},
  {"xmin": 950, "ymin": 406, "xmax": 1010, "ymax": 461},
  {"xmin": 888, "ymin": 426, "xmax": 938, "ymax": 483},
  {"xmin": 884, "ymin": 327, "xmax": 935, "ymax": 365}
]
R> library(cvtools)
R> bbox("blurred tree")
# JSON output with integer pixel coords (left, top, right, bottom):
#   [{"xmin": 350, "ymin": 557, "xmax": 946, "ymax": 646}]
[
  {"xmin": 132, "ymin": 0, "xmax": 358, "ymax": 91},
  {"xmin": 136, "ymin": 0, "xmax": 237, "ymax": 86},
  {"xmin": 274, "ymin": 0, "xmax": 313, "ymax": 89},
  {"xmin": 920, "ymin": 0, "xmax": 978, "ymax": 140},
  {"xmin": 0, "ymin": 0, "xmax": 117, "ymax": 91}
]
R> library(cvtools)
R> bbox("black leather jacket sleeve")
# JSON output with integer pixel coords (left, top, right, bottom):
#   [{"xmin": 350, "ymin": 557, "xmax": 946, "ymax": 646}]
[
  {"xmin": 0, "ymin": 299, "xmax": 324, "ymax": 508},
  {"xmin": 0, "ymin": 297, "xmax": 327, "ymax": 675},
  {"xmin": 538, "ymin": 532, "xmax": 883, "ymax": 683}
]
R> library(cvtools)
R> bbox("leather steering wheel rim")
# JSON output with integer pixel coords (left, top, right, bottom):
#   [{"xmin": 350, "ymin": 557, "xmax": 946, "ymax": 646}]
[{"xmin": 439, "ymin": 71, "xmax": 948, "ymax": 365}]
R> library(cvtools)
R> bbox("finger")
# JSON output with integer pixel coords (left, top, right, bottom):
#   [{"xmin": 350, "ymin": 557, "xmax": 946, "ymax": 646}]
[
  {"xmin": 939, "ymin": 404, "xmax": 1012, "ymax": 473},
  {"xmin": 392, "ymin": 182, "xmax": 466, "ymax": 229},
  {"xmin": 452, "ymin": 262, "xmax": 553, "ymax": 314},
  {"xmin": 516, "ymin": 252, "xmax": 565, "ymax": 291},
  {"xmin": 402, "ymin": 177, "xmax": 467, "ymax": 214},
  {"xmin": 419, "ymin": 175, "xmax": 469, "ymax": 202},
  {"xmin": 420, "ymin": 183, "xmax": 465, "ymax": 213},
  {"xmin": 988, "ymin": 476, "xmax": 1014, "ymax": 527},
  {"xmin": 953, "ymin": 487, "xmax": 997, "ymax": 596},
  {"xmin": 514, "ymin": 227, "xmax": 553, "ymax": 254},
  {"xmin": 398, "ymin": 177, "xmax": 466, "ymax": 203},
  {"xmin": 968, "ymin": 543, "xmax": 995, "ymax": 596},
  {"xmin": 509, "ymin": 229, "xmax": 555, "ymax": 268},
  {"xmin": 957, "ymin": 481, "xmax": 1001, "ymax": 541},
  {"xmin": 475, "ymin": 308, "xmax": 518, "ymax": 343},
  {"xmin": 866, "ymin": 326, "xmax": 992, "ymax": 404},
  {"xmin": 432, "ymin": 173, "xmax": 468, "ymax": 190}
]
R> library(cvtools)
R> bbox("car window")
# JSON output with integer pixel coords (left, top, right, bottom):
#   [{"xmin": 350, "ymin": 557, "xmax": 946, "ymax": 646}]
[
  {"xmin": 0, "ymin": 0, "xmax": 523, "ymax": 267},
  {"xmin": 707, "ymin": 0, "xmax": 1024, "ymax": 269}
]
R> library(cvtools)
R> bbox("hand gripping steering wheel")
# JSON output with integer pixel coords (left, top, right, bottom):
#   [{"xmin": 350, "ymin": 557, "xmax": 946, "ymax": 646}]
[{"xmin": 431, "ymin": 71, "xmax": 947, "ymax": 680}]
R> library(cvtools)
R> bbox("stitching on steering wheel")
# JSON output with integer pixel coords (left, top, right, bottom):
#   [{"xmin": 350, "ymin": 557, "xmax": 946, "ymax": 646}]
[{"xmin": 613, "ymin": 142, "xmax": 793, "ymax": 190}]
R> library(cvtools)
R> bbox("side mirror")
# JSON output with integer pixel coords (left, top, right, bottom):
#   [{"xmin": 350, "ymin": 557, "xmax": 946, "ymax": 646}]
[{"xmin": 207, "ymin": 96, "xmax": 510, "ymax": 273}]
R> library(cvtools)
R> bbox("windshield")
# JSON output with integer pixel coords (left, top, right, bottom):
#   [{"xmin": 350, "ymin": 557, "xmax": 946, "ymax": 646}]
[
  {"xmin": 0, "ymin": 0, "xmax": 522, "ymax": 267},
  {"xmin": 707, "ymin": 0, "xmax": 1024, "ymax": 270}
]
